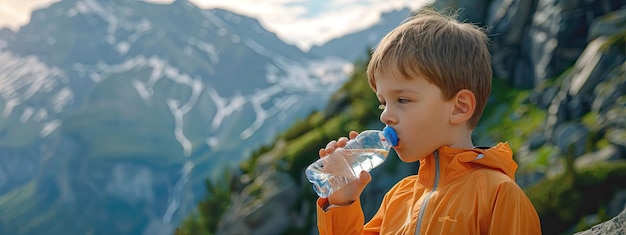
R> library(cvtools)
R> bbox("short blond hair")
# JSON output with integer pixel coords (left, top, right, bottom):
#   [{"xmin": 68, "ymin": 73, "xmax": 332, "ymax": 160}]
[{"xmin": 367, "ymin": 8, "xmax": 491, "ymax": 129}]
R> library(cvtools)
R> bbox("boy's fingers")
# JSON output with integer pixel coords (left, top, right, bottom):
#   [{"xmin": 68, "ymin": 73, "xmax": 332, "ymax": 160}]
[
  {"xmin": 337, "ymin": 137, "xmax": 349, "ymax": 147},
  {"xmin": 319, "ymin": 148, "xmax": 326, "ymax": 158},
  {"xmin": 320, "ymin": 132, "xmax": 358, "ymax": 158},
  {"xmin": 325, "ymin": 140, "xmax": 337, "ymax": 152},
  {"xmin": 349, "ymin": 131, "xmax": 359, "ymax": 139}
]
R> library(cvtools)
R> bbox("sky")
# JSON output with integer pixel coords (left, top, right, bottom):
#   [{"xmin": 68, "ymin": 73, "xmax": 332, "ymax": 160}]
[{"xmin": 0, "ymin": 0, "xmax": 433, "ymax": 50}]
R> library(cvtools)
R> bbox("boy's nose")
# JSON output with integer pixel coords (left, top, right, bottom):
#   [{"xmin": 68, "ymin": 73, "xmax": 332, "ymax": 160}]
[{"xmin": 379, "ymin": 109, "xmax": 398, "ymax": 125}]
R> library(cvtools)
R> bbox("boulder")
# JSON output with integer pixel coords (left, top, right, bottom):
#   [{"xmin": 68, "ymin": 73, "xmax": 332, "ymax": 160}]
[
  {"xmin": 608, "ymin": 129, "xmax": 626, "ymax": 150},
  {"xmin": 591, "ymin": 62, "xmax": 626, "ymax": 113},
  {"xmin": 433, "ymin": 0, "xmax": 492, "ymax": 24},
  {"xmin": 551, "ymin": 122, "xmax": 590, "ymax": 157},
  {"xmin": 574, "ymin": 145, "xmax": 623, "ymax": 169},
  {"xmin": 588, "ymin": 8, "xmax": 626, "ymax": 40},
  {"xmin": 574, "ymin": 207, "xmax": 626, "ymax": 235}
]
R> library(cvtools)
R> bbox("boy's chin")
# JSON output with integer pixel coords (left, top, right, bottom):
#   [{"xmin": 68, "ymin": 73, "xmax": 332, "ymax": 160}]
[
  {"xmin": 395, "ymin": 150, "xmax": 416, "ymax": 163},
  {"xmin": 395, "ymin": 147, "xmax": 428, "ymax": 163}
]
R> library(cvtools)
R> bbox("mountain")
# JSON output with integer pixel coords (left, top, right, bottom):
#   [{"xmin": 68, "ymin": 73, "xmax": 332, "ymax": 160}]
[
  {"xmin": 0, "ymin": 0, "xmax": 353, "ymax": 234},
  {"xmin": 308, "ymin": 8, "xmax": 413, "ymax": 62}
]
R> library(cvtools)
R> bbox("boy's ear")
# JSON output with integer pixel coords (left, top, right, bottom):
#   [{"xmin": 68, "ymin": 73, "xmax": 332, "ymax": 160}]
[{"xmin": 449, "ymin": 89, "xmax": 476, "ymax": 125}]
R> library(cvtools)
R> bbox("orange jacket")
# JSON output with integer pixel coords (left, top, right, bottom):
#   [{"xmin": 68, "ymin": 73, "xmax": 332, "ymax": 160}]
[{"xmin": 316, "ymin": 143, "xmax": 541, "ymax": 235}]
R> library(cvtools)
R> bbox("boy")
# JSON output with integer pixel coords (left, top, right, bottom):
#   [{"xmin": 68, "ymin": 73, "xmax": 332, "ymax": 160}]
[{"xmin": 315, "ymin": 9, "xmax": 542, "ymax": 235}]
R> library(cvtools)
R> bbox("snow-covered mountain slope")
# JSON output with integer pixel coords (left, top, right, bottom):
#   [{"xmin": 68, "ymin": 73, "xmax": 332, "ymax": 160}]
[{"xmin": 0, "ymin": 0, "xmax": 352, "ymax": 234}]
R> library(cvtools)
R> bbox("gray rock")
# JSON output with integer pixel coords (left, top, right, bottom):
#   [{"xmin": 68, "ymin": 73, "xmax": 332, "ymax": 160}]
[
  {"xmin": 526, "ymin": 0, "xmax": 566, "ymax": 83},
  {"xmin": 574, "ymin": 207, "xmax": 626, "ymax": 235},
  {"xmin": 597, "ymin": 106, "xmax": 626, "ymax": 133},
  {"xmin": 591, "ymin": 62, "xmax": 626, "ymax": 113},
  {"xmin": 488, "ymin": 0, "xmax": 536, "ymax": 88},
  {"xmin": 588, "ymin": 8, "xmax": 626, "ymax": 40},
  {"xmin": 433, "ymin": 0, "xmax": 491, "ymax": 24},
  {"xmin": 608, "ymin": 190, "xmax": 626, "ymax": 219},
  {"xmin": 512, "ymin": 58, "xmax": 537, "ymax": 89},
  {"xmin": 529, "ymin": 86, "xmax": 559, "ymax": 110},
  {"xmin": 487, "ymin": 0, "xmax": 536, "ymax": 45},
  {"xmin": 567, "ymin": 94, "xmax": 591, "ymax": 120},
  {"xmin": 574, "ymin": 145, "xmax": 622, "ymax": 169},
  {"xmin": 529, "ymin": 133, "xmax": 548, "ymax": 151},
  {"xmin": 551, "ymin": 122, "xmax": 590, "ymax": 157},
  {"xmin": 568, "ymin": 37, "xmax": 624, "ymax": 98},
  {"xmin": 543, "ymin": 33, "xmax": 624, "ymax": 133},
  {"xmin": 608, "ymin": 129, "xmax": 626, "ymax": 149},
  {"xmin": 516, "ymin": 170, "xmax": 547, "ymax": 189},
  {"xmin": 545, "ymin": 90, "xmax": 570, "ymax": 133}
]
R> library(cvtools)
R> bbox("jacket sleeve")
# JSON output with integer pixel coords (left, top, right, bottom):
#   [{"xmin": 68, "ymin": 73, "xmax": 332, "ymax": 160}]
[
  {"xmin": 316, "ymin": 198, "xmax": 366, "ymax": 235},
  {"xmin": 488, "ymin": 181, "xmax": 542, "ymax": 235},
  {"xmin": 316, "ymin": 181, "xmax": 402, "ymax": 235}
]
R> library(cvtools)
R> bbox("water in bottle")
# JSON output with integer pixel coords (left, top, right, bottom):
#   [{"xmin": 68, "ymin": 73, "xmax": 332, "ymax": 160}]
[{"xmin": 305, "ymin": 126, "xmax": 399, "ymax": 198}]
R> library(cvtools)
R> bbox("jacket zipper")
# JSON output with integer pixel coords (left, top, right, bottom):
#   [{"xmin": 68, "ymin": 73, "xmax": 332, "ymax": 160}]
[{"xmin": 414, "ymin": 150, "xmax": 440, "ymax": 235}]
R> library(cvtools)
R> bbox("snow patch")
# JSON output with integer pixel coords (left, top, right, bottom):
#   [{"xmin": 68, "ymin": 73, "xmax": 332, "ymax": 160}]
[
  {"xmin": 196, "ymin": 41, "xmax": 219, "ymax": 64},
  {"xmin": 0, "ymin": 51, "xmax": 66, "ymax": 118},
  {"xmin": 206, "ymin": 87, "xmax": 246, "ymax": 129},
  {"xmin": 116, "ymin": 41, "xmax": 131, "ymax": 55},
  {"xmin": 40, "ymin": 120, "xmax": 61, "ymax": 138}
]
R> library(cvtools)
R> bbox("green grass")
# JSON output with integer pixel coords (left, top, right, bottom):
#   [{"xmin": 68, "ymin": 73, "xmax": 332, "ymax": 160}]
[
  {"xmin": 475, "ymin": 78, "xmax": 548, "ymax": 153},
  {"xmin": 0, "ymin": 180, "xmax": 82, "ymax": 235},
  {"xmin": 526, "ymin": 161, "xmax": 626, "ymax": 234},
  {"xmin": 0, "ymin": 181, "xmax": 38, "ymax": 219}
]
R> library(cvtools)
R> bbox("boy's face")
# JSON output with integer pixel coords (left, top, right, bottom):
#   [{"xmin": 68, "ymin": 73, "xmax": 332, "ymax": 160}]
[{"xmin": 375, "ymin": 74, "xmax": 455, "ymax": 162}]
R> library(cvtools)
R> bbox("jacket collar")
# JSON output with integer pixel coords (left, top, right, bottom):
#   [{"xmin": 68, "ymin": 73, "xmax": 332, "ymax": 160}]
[{"xmin": 416, "ymin": 142, "xmax": 517, "ymax": 188}]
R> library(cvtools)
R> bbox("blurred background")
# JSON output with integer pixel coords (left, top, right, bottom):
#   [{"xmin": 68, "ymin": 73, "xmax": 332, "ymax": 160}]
[{"xmin": 0, "ymin": 0, "xmax": 624, "ymax": 234}]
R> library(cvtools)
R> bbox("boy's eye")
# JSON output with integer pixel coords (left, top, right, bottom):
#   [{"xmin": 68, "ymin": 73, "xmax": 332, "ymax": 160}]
[{"xmin": 398, "ymin": 98, "xmax": 409, "ymax": 104}]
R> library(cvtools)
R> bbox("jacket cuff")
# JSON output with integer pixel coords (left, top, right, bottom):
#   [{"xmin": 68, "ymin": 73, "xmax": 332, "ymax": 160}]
[{"xmin": 316, "ymin": 198, "xmax": 362, "ymax": 232}]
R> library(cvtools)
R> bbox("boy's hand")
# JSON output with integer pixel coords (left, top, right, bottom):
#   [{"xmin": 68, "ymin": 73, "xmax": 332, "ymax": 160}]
[{"xmin": 318, "ymin": 131, "xmax": 372, "ymax": 206}]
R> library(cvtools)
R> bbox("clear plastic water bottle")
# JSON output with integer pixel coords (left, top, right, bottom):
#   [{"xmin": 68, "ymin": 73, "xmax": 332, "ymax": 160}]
[{"xmin": 305, "ymin": 125, "xmax": 399, "ymax": 198}]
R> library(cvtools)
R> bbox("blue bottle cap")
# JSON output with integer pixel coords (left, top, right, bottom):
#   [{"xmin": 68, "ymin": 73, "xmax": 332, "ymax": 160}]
[{"xmin": 383, "ymin": 125, "xmax": 399, "ymax": 147}]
